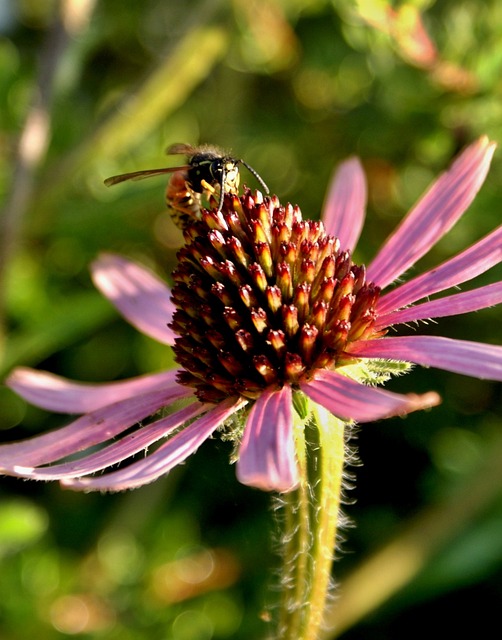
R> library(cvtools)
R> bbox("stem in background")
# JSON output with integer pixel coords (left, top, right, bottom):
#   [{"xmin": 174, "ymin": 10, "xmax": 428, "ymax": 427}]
[
  {"xmin": 275, "ymin": 399, "xmax": 347, "ymax": 640},
  {"xmin": 0, "ymin": 0, "xmax": 96, "ymax": 351},
  {"xmin": 0, "ymin": 26, "xmax": 61, "ymax": 338}
]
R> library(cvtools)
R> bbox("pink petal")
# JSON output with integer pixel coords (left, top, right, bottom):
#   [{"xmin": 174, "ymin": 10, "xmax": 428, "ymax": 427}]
[
  {"xmin": 322, "ymin": 157, "xmax": 367, "ymax": 252},
  {"xmin": 300, "ymin": 369, "xmax": 440, "ymax": 423},
  {"xmin": 367, "ymin": 137, "xmax": 496, "ymax": 288},
  {"xmin": 91, "ymin": 253, "xmax": 176, "ymax": 345},
  {"xmin": 236, "ymin": 386, "xmax": 298, "ymax": 492},
  {"xmin": 376, "ymin": 281, "xmax": 502, "ymax": 329},
  {"xmin": 0, "ymin": 387, "xmax": 187, "ymax": 470},
  {"xmin": 62, "ymin": 397, "xmax": 247, "ymax": 492},
  {"xmin": 6, "ymin": 367, "xmax": 181, "ymax": 413},
  {"xmin": 348, "ymin": 336, "xmax": 502, "ymax": 381},
  {"xmin": 7, "ymin": 402, "xmax": 207, "ymax": 481},
  {"xmin": 378, "ymin": 225, "xmax": 502, "ymax": 315}
]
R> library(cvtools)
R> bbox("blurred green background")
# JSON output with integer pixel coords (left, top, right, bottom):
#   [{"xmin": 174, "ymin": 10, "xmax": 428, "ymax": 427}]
[{"xmin": 0, "ymin": 0, "xmax": 501, "ymax": 638}]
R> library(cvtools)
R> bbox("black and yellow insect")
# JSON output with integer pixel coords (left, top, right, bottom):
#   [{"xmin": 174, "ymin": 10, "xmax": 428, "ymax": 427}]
[{"xmin": 104, "ymin": 143, "xmax": 269, "ymax": 229}]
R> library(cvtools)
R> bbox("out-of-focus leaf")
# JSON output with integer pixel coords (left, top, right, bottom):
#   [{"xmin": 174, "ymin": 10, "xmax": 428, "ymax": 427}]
[{"xmin": 403, "ymin": 503, "xmax": 502, "ymax": 601}]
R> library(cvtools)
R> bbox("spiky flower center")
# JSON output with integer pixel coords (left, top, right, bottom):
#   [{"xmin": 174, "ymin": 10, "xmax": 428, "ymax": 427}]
[{"xmin": 170, "ymin": 191, "xmax": 382, "ymax": 403}]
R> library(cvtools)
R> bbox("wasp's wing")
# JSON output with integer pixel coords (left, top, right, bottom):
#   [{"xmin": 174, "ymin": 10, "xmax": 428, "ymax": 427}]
[
  {"xmin": 104, "ymin": 166, "xmax": 190, "ymax": 187},
  {"xmin": 166, "ymin": 143, "xmax": 196, "ymax": 156}
]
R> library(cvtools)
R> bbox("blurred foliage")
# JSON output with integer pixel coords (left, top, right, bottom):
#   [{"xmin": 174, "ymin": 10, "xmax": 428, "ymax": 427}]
[{"xmin": 0, "ymin": 0, "xmax": 501, "ymax": 638}]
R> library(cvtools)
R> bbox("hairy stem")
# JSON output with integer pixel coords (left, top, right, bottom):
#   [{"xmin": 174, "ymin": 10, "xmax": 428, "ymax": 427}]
[{"xmin": 276, "ymin": 399, "xmax": 347, "ymax": 640}]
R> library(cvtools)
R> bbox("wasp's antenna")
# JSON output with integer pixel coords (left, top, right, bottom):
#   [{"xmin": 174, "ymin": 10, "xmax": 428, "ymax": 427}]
[{"xmin": 240, "ymin": 160, "xmax": 270, "ymax": 194}]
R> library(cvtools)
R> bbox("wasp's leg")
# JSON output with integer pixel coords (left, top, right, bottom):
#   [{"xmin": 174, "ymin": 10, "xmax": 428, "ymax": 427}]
[{"xmin": 202, "ymin": 178, "xmax": 221, "ymax": 194}]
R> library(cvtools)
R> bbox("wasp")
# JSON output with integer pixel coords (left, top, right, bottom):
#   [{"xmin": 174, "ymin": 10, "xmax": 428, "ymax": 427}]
[{"xmin": 104, "ymin": 143, "xmax": 269, "ymax": 229}]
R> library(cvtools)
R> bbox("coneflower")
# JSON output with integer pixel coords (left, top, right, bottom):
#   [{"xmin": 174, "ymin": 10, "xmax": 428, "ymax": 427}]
[{"xmin": 2, "ymin": 136, "xmax": 500, "ymax": 640}]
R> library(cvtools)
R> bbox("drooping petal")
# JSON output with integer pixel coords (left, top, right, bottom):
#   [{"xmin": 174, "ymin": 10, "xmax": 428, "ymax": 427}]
[
  {"xmin": 348, "ymin": 336, "xmax": 502, "ymax": 381},
  {"xmin": 300, "ymin": 369, "xmax": 440, "ymax": 423},
  {"xmin": 236, "ymin": 386, "xmax": 298, "ymax": 492},
  {"xmin": 367, "ymin": 137, "xmax": 496, "ymax": 288},
  {"xmin": 321, "ymin": 157, "xmax": 367, "ymax": 252},
  {"xmin": 62, "ymin": 397, "xmax": 247, "ymax": 492},
  {"xmin": 4, "ymin": 403, "xmax": 207, "ymax": 481},
  {"xmin": 378, "ymin": 225, "xmax": 502, "ymax": 315},
  {"xmin": 0, "ymin": 387, "xmax": 184, "ymax": 471},
  {"xmin": 6, "ymin": 367, "xmax": 182, "ymax": 413},
  {"xmin": 91, "ymin": 253, "xmax": 176, "ymax": 345},
  {"xmin": 376, "ymin": 281, "xmax": 502, "ymax": 329}
]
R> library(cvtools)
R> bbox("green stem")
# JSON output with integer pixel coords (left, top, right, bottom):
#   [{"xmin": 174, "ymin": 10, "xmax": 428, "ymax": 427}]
[{"xmin": 276, "ymin": 399, "xmax": 347, "ymax": 640}]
